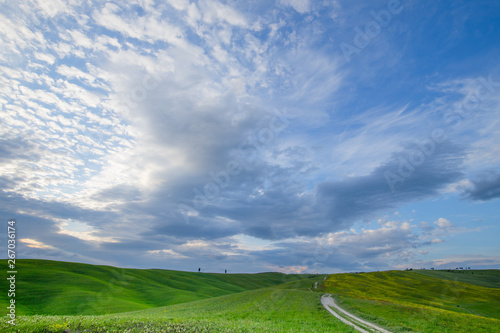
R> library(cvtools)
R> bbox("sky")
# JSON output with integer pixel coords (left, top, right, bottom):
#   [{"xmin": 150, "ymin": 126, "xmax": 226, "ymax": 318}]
[{"xmin": 1, "ymin": 0, "xmax": 499, "ymax": 274}]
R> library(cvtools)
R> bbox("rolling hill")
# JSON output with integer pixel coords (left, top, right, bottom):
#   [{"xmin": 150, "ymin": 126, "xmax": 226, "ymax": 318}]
[
  {"xmin": 2, "ymin": 260, "xmax": 499, "ymax": 332},
  {"xmin": 321, "ymin": 270, "xmax": 500, "ymax": 332},
  {"xmin": 0, "ymin": 259, "xmax": 312, "ymax": 315}
]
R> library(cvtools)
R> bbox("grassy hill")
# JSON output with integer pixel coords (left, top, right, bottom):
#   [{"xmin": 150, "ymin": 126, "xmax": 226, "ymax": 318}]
[
  {"xmin": 412, "ymin": 269, "xmax": 500, "ymax": 289},
  {"xmin": 2, "ymin": 260, "xmax": 499, "ymax": 332},
  {"xmin": 0, "ymin": 260, "xmax": 354, "ymax": 332},
  {"xmin": 5, "ymin": 287, "xmax": 358, "ymax": 332},
  {"xmin": 321, "ymin": 270, "xmax": 500, "ymax": 333},
  {"xmin": 0, "ymin": 259, "xmax": 313, "ymax": 315}
]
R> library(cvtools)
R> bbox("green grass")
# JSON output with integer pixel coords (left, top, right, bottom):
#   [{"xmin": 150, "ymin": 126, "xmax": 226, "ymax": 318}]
[
  {"xmin": 1, "ymin": 288, "xmax": 357, "ymax": 332},
  {"xmin": 412, "ymin": 269, "xmax": 500, "ymax": 289},
  {"xmin": 3, "ymin": 260, "xmax": 499, "ymax": 332},
  {"xmin": 321, "ymin": 270, "xmax": 500, "ymax": 333},
  {"xmin": 121, "ymin": 287, "xmax": 357, "ymax": 332},
  {"xmin": 0, "ymin": 260, "xmax": 355, "ymax": 332},
  {"xmin": 0, "ymin": 259, "xmax": 312, "ymax": 315}
]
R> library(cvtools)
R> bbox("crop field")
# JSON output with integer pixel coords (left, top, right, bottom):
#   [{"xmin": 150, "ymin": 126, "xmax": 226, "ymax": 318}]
[
  {"xmin": 1, "ymin": 260, "xmax": 499, "ymax": 332},
  {"xmin": 321, "ymin": 270, "xmax": 500, "ymax": 333}
]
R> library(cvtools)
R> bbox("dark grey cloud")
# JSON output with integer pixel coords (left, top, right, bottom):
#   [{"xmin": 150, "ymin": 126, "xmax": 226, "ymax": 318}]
[
  {"xmin": 127, "ymin": 137, "xmax": 465, "ymax": 272},
  {"xmin": 0, "ymin": 136, "xmax": 468, "ymax": 274},
  {"xmin": 140, "ymin": 140, "xmax": 466, "ymax": 244},
  {"xmin": 461, "ymin": 170, "xmax": 500, "ymax": 201},
  {"xmin": 153, "ymin": 215, "xmax": 241, "ymax": 240},
  {"xmin": 317, "ymin": 141, "xmax": 465, "ymax": 230}
]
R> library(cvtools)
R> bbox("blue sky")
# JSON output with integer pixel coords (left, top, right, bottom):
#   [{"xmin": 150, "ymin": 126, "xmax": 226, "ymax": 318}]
[{"xmin": 1, "ymin": 0, "xmax": 499, "ymax": 273}]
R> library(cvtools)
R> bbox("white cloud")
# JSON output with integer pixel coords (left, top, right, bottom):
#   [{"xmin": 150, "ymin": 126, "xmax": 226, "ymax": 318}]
[
  {"xmin": 20, "ymin": 238, "xmax": 55, "ymax": 249},
  {"xmin": 56, "ymin": 65, "xmax": 102, "ymax": 88},
  {"xmin": 183, "ymin": 240, "xmax": 211, "ymax": 248},
  {"xmin": 57, "ymin": 220, "xmax": 120, "ymax": 243},
  {"xmin": 34, "ymin": 52, "xmax": 56, "ymax": 64},
  {"xmin": 166, "ymin": 0, "xmax": 190, "ymax": 11},
  {"xmin": 51, "ymin": 41, "xmax": 74, "ymax": 58},
  {"xmin": 51, "ymin": 81, "xmax": 102, "ymax": 107},
  {"xmin": 435, "ymin": 218, "xmax": 452, "ymax": 228},
  {"xmin": 93, "ymin": 3, "xmax": 185, "ymax": 45},
  {"xmin": 35, "ymin": 0, "xmax": 69, "ymax": 17},
  {"xmin": 280, "ymin": 0, "xmax": 310, "ymax": 13},
  {"xmin": 0, "ymin": 13, "xmax": 43, "ymax": 55},
  {"xmin": 147, "ymin": 249, "xmax": 189, "ymax": 259},
  {"xmin": 95, "ymin": 35, "xmax": 122, "ymax": 50},
  {"xmin": 69, "ymin": 30, "xmax": 93, "ymax": 49},
  {"xmin": 231, "ymin": 234, "xmax": 277, "ymax": 252},
  {"xmin": 200, "ymin": 0, "xmax": 248, "ymax": 27},
  {"xmin": 325, "ymin": 221, "xmax": 417, "ymax": 257},
  {"xmin": 186, "ymin": 3, "xmax": 201, "ymax": 26},
  {"xmin": 266, "ymin": 265, "xmax": 308, "ymax": 273}
]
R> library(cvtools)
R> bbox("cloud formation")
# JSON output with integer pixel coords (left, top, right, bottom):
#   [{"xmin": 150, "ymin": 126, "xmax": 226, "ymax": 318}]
[
  {"xmin": 461, "ymin": 170, "xmax": 500, "ymax": 201},
  {"xmin": 1, "ymin": 0, "xmax": 499, "ymax": 272},
  {"xmin": 317, "ymin": 142, "xmax": 465, "ymax": 231}
]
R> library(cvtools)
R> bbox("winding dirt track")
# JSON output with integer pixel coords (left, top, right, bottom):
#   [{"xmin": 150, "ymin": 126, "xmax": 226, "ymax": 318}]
[{"xmin": 320, "ymin": 294, "xmax": 392, "ymax": 333}]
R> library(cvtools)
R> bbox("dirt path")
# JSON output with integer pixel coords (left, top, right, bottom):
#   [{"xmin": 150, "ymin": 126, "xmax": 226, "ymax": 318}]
[{"xmin": 320, "ymin": 294, "xmax": 392, "ymax": 333}]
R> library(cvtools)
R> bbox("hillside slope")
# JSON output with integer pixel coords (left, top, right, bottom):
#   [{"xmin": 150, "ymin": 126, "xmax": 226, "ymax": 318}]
[
  {"xmin": 0, "ymin": 259, "xmax": 310, "ymax": 315},
  {"xmin": 412, "ymin": 269, "xmax": 500, "ymax": 289},
  {"xmin": 2, "ymin": 277, "xmax": 358, "ymax": 333},
  {"xmin": 321, "ymin": 270, "xmax": 500, "ymax": 333}
]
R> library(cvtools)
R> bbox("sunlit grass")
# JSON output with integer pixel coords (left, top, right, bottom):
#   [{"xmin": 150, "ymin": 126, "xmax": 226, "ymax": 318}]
[
  {"xmin": 0, "ymin": 259, "xmax": 310, "ymax": 315},
  {"xmin": 321, "ymin": 270, "xmax": 500, "ymax": 333},
  {"xmin": 1, "ymin": 281, "xmax": 356, "ymax": 332},
  {"xmin": 3, "ymin": 260, "xmax": 499, "ymax": 332},
  {"xmin": 0, "ymin": 259, "xmax": 356, "ymax": 332}
]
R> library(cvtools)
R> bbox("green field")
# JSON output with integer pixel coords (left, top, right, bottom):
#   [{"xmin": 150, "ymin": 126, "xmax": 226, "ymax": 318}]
[
  {"xmin": 4, "ymin": 288, "xmax": 358, "ymax": 332},
  {"xmin": 0, "ymin": 260, "xmax": 355, "ymax": 332},
  {"xmin": 321, "ymin": 269, "xmax": 500, "ymax": 333},
  {"xmin": 0, "ymin": 259, "xmax": 312, "ymax": 315},
  {"xmin": 412, "ymin": 268, "xmax": 500, "ymax": 289},
  {"xmin": 1, "ymin": 260, "xmax": 499, "ymax": 332}
]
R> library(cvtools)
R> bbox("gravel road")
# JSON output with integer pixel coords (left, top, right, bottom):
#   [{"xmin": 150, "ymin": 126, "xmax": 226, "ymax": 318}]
[{"xmin": 320, "ymin": 294, "xmax": 392, "ymax": 333}]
